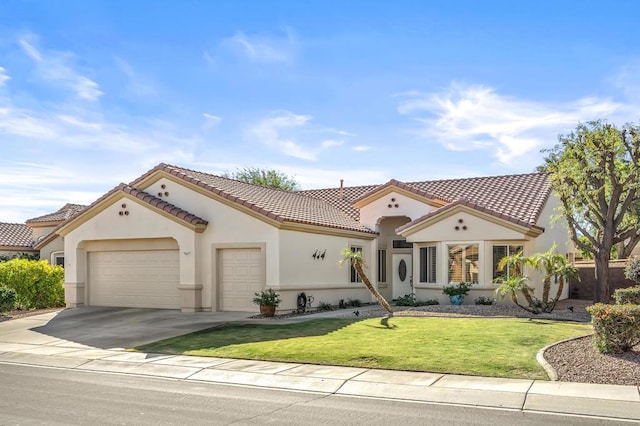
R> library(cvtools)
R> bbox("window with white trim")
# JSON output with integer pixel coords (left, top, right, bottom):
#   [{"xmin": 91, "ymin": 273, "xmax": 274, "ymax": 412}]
[
  {"xmin": 492, "ymin": 244, "xmax": 523, "ymax": 279},
  {"xmin": 51, "ymin": 252, "xmax": 64, "ymax": 268},
  {"xmin": 448, "ymin": 244, "xmax": 479, "ymax": 283},
  {"xmin": 350, "ymin": 246, "xmax": 362, "ymax": 283},
  {"xmin": 419, "ymin": 246, "xmax": 437, "ymax": 283}
]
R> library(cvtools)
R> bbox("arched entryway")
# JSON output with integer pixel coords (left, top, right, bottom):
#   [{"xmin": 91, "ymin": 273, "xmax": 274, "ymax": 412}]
[{"xmin": 376, "ymin": 216, "xmax": 412, "ymax": 300}]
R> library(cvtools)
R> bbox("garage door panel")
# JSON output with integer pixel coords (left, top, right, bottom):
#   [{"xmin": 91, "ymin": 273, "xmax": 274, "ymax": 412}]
[
  {"xmin": 89, "ymin": 250, "xmax": 180, "ymax": 309},
  {"xmin": 220, "ymin": 248, "xmax": 264, "ymax": 311}
]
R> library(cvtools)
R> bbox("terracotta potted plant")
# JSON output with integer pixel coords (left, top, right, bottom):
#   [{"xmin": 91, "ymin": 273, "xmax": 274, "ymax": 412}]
[{"xmin": 252, "ymin": 288, "xmax": 281, "ymax": 317}]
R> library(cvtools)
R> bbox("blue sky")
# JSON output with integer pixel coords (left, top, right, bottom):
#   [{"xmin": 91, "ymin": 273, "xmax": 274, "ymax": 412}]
[{"xmin": 2, "ymin": 0, "xmax": 640, "ymax": 222}]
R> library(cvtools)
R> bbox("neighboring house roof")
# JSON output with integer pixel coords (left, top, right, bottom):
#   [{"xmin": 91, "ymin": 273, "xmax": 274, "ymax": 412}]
[
  {"xmin": 0, "ymin": 223, "xmax": 36, "ymax": 250},
  {"xmin": 300, "ymin": 172, "xmax": 551, "ymax": 227},
  {"xmin": 131, "ymin": 164, "xmax": 376, "ymax": 235},
  {"xmin": 26, "ymin": 203, "xmax": 86, "ymax": 226}
]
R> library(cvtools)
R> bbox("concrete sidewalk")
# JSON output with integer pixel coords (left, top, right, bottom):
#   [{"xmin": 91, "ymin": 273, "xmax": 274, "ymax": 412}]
[{"xmin": 1, "ymin": 310, "xmax": 639, "ymax": 422}]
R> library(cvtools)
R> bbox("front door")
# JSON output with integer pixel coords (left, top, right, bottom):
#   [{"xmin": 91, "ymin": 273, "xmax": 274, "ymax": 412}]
[{"xmin": 392, "ymin": 254, "xmax": 413, "ymax": 300}]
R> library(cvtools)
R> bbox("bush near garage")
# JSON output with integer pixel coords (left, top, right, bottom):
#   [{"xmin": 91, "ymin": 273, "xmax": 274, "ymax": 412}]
[
  {"xmin": 0, "ymin": 259, "xmax": 64, "ymax": 309},
  {"xmin": 0, "ymin": 286, "xmax": 17, "ymax": 313},
  {"xmin": 586, "ymin": 303, "xmax": 640, "ymax": 353}
]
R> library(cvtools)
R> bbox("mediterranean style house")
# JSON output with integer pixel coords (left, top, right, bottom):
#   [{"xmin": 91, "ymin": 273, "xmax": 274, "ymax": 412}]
[{"xmin": 50, "ymin": 163, "xmax": 573, "ymax": 312}]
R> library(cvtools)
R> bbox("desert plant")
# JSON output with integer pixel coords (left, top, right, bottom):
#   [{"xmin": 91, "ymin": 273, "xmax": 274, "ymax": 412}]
[
  {"xmin": 0, "ymin": 286, "xmax": 17, "ymax": 314},
  {"xmin": 474, "ymin": 296, "xmax": 496, "ymax": 305},
  {"xmin": 613, "ymin": 286, "xmax": 640, "ymax": 305},
  {"xmin": 418, "ymin": 299, "xmax": 440, "ymax": 306},
  {"xmin": 624, "ymin": 257, "xmax": 640, "ymax": 285},
  {"xmin": 346, "ymin": 298, "xmax": 362, "ymax": 308},
  {"xmin": 395, "ymin": 294, "xmax": 418, "ymax": 306},
  {"xmin": 0, "ymin": 259, "xmax": 64, "ymax": 309},
  {"xmin": 586, "ymin": 303, "xmax": 640, "ymax": 353}
]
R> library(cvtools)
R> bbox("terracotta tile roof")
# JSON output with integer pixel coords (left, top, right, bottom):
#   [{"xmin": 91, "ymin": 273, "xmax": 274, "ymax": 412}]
[
  {"xmin": 299, "ymin": 172, "xmax": 551, "ymax": 227},
  {"xmin": 136, "ymin": 164, "xmax": 376, "ymax": 234},
  {"xmin": 396, "ymin": 199, "xmax": 545, "ymax": 234},
  {"xmin": 0, "ymin": 223, "xmax": 35, "ymax": 249},
  {"xmin": 26, "ymin": 204, "xmax": 87, "ymax": 224}
]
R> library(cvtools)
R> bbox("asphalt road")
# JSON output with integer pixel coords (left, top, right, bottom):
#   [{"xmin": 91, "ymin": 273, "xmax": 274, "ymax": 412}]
[{"xmin": 0, "ymin": 363, "xmax": 632, "ymax": 426}]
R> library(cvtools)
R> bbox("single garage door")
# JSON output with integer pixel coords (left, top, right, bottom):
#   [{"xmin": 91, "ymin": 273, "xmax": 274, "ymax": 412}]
[
  {"xmin": 220, "ymin": 248, "xmax": 263, "ymax": 311},
  {"xmin": 88, "ymin": 250, "xmax": 180, "ymax": 309}
]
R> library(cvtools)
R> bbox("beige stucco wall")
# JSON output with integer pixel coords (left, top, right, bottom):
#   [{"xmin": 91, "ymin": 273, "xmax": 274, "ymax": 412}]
[
  {"xmin": 39, "ymin": 237, "xmax": 64, "ymax": 264},
  {"xmin": 276, "ymin": 230, "xmax": 375, "ymax": 308},
  {"xmin": 358, "ymin": 191, "xmax": 434, "ymax": 230},
  {"xmin": 30, "ymin": 225, "xmax": 56, "ymax": 241}
]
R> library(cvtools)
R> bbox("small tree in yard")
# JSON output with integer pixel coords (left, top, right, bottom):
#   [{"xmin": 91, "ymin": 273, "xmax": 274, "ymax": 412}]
[
  {"xmin": 624, "ymin": 256, "xmax": 640, "ymax": 285},
  {"xmin": 339, "ymin": 248, "xmax": 393, "ymax": 321},
  {"xmin": 541, "ymin": 120, "xmax": 640, "ymax": 302}
]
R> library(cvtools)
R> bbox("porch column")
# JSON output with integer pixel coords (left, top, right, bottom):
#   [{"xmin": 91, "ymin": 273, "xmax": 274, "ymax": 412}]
[{"xmin": 177, "ymin": 235, "xmax": 202, "ymax": 312}]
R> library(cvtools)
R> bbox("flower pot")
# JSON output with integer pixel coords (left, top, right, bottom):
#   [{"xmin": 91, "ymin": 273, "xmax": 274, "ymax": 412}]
[
  {"xmin": 449, "ymin": 295, "xmax": 464, "ymax": 305},
  {"xmin": 259, "ymin": 305, "xmax": 276, "ymax": 317}
]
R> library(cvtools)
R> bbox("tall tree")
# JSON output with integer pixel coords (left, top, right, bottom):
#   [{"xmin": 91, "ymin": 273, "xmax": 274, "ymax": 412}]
[
  {"xmin": 223, "ymin": 167, "xmax": 300, "ymax": 190},
  {"xmin": 541, "ymin": 120, "xmax": 640, "ymax": 302}
]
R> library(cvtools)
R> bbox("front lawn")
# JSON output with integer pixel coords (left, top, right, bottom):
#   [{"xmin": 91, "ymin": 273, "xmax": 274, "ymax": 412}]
[{"xmin": 137, "ymin": 317, "xmax": 592, "ymax": 379}]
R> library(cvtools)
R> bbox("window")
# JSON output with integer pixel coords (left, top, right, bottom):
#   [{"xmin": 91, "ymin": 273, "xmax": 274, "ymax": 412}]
[
  {"xmin": 448, "ymin": 244, "xmax": 479, "ymax": 283},
  {"xmin": 377, "ymin": 249, "xmax": 387, "ymax": 282},
  {"xmin": 392, "ymin": 239, "xmax": 413, "ymax": 249},
  {"xmin": 350, "ymin": 246, "xmax": 362, "ymax": 283},
  {"xmin": 492, "ymin": 245, "xmax": 523, "ymax": 279},
  {"xmin": 52, "ymin": 252, "xmax": 64, "ymax": 268},
  {"xmin": 419, "ymin": 246, "xmax": 437, "ymax": 283}
]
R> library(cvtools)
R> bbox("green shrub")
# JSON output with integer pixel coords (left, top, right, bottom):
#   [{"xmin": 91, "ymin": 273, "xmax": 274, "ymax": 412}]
[
  {"xmin": 474, "ymin": 296, "xmax": 496, "ymax": 305},
  {"xmin": 0, "ymin": 286, "xmax": 17, "ymax": 313},
  {"xmin": 586, "ymin": 303, "xmax": 640, "ymax": 353},
  {"xmin": 346, "ymin": 298, "xmax": 362, "ymax": 308},
  {"xmin": 394, "ymin": 294, "xmax": 439, "ymax": 307},
  {"xmin": 613, "ymin": 286, "xmax": 640, "ymax": 305},
  {"xmin": 624, "ymin": 257, "xmax": 640, "ymax": 285},
  {"xmin": 0, "ymin": 259, "xmax": 64, "ymax": 309}
]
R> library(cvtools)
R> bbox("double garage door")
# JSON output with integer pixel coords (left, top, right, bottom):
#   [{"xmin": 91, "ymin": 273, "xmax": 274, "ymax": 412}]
[
  {"xmin": 88, "ymin": 250, "xmax": 181, "ymax": 309},
  {"xmin": 88, "ymin": 248, "xmax": 264, "ymax": 311}
]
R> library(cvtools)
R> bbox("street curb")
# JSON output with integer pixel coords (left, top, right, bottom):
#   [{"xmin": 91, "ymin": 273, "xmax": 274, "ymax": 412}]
[{"xmin": 536, "ymin": 333, "xmax": 594, "ymax": 381}]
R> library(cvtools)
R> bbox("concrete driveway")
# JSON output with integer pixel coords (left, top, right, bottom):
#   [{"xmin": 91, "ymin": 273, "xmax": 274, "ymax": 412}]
[{"xmin": 0, "ymin": 307, "xmax": 254, "ymax": 349}]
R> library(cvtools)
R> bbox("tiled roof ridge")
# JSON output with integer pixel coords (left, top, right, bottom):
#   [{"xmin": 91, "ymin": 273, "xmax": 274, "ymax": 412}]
[
  {"xmin": 351, "ymin": 178, "xmax": 452, "ymax": 205},
  {"xmin": 158, "ymin": 163, "xmax": 301, "ymax": 195},
  {"xmin": 396, "ymin": 198, "xmax": 545, "ymax": 234},
  {"xmin": 403, "ymin": 171, "xmax": 550, "ymax": 186},
  {"xmin": 26, "ymin": 203, "xmax": 87, "ymax": 224},
  {"xmin": 120, "ymin": 184, "xmax": 209, "ymax": 226}
]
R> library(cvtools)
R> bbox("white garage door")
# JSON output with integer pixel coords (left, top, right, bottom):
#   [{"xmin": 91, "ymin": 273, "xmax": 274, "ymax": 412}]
[
  {"xmin": 89, "ymin": 250, "xmax": 180, "ymax": 309},
  {"xmin": 220, "ymin": 248, "xmax": 264, "ymax": 311}
]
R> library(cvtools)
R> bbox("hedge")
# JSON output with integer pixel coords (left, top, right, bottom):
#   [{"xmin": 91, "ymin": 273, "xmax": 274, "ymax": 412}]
[
  {"xmin": 613, "ymin": 286, "xmax": 640, "ymax": 305},
  {"xmin": 586, "ymin": 303, "xmax": 640, "ymax": 353},
  {"xmin": 0, "ymin": 259, "xmax": 64, "ymax": 309},
  {"xmin": 0, "ymin": 286, "xmax": 16, "ymax": 313}
]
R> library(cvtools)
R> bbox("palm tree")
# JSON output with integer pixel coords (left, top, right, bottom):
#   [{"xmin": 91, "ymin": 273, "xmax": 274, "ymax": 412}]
[
  {"xmin": 495, "ymin": 251, "xmax": 538, "ymax": 311},
  {"xmin": 528, "ymin": 244, "xmax": 579, "ymax": 312},
  {"xmin": 339, "ymin": 248, "xmax": 394, "ymax": 317}
]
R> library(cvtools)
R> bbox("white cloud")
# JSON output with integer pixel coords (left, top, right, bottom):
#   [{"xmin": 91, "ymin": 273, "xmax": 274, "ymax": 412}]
[
  {"xmin": 0, "ymin": 67, "xmax": 10, "ymax": 86},
  {"xmin": 397, "ymin": 82, "xmax": 631, "ymax": 164},
  {"xmin": 247, "ymin": 111, "xmax": 350, "ymax": 161},
  {"xmin": 114, "ymin": 57, "xmax": 157, "ymax": 97},
  {"xmin": 202, "ymin": 113, "xmax": 222, "ymax": 130},
  {"xmin": 18, "ymin": 36, "xmax": 103, "ymax": 101},
  {"xmin": 353, "ymin": 145, "xmax": 371, "ymax": 152},
  {"xmin": 222, "ymin": 28, "xmax": 296, "ymax": 63}
]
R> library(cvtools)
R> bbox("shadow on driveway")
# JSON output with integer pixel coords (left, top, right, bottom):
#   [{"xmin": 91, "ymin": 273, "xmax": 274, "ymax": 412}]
[{"xmin": 2, "ymin": 307, "xmax": 254, "ymax": 349}]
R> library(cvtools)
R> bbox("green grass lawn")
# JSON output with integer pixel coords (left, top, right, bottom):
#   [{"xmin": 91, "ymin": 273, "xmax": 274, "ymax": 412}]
[{"xmin": 137, "ymin": 317, "xmax": 592, "ymax": 380}]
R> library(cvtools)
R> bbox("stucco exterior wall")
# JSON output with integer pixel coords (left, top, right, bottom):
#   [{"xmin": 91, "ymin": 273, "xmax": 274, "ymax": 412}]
[
  {"xmin": 39, "ymin": 237, "xmax": 64, "ymax": 265},
  {"xmin": 358, "ymin": 192, "xmax": 434, "ymax": 230}
]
